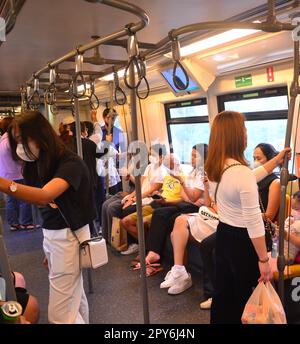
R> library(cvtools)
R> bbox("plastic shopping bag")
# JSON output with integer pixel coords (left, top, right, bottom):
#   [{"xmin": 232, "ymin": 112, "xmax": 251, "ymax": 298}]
[{"xmin": 241, "ymin": 282, "xmax": 287, "ymax": 324}]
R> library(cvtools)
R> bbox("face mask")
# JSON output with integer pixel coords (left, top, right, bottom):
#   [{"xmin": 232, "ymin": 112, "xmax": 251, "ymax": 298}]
[
  {"xmin": 253, "ymin": 160, "xmax": 262, "ymax": 169},
  {"xmin": 149, "ymin": 155, "xmax": 159, "ymax": 165},
  {"xmin": 16, "ymin": 143, "xmax": 39, "ymax": 162}
]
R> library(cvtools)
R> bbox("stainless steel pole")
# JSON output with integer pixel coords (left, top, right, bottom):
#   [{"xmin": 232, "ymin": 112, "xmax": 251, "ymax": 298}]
[
  {"xmin": 73, "ymin": 92, "xmax": 94, "ymax": 294},
  {"xmin": 277, "ymin": 40, "xmax": 299, "ymax": 304},
  {"xmin": 0, "ymin": 217, "xmax": 17, "ymax": 301},
  {"xmin": 74, "ymin": 98, "xmax": 83, "ymax": 158},
  {"xmin": 129, "ymin": 61, "xmax": 150, "ymax": 324}
]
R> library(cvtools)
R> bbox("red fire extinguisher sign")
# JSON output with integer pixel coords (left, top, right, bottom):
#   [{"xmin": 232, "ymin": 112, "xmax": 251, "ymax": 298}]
[{"xmin": 267, "ymin": 66, "xmax": 274, "ymax": 82}]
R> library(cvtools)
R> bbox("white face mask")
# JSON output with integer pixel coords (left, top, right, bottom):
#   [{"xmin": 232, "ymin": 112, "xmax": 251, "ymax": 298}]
[
  {"xmin": 149, "ymin": 155, "xmax": 159, "ymax": 165},
  {"xmin": 253, "ymin": 160, "xmax": 262, "ymax": 169},
  {"xmin": 16, "ymin": 143, "xmax": 39, "ymax": 162}
]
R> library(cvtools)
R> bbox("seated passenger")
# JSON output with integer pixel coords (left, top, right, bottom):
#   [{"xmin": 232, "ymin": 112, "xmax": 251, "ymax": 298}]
[
  {"xmin": 0, "ymin": 271, "xmax": 39, "ymax": 324},
  {"xmin": 121, "ymin": 153, "xmax": 182, "ymax": 248},
  {"xmin": 160, "ymin": 145, "xmax": 288, "ymax": 308},
  {"xmin": 283, "ymin": 190, "xmax": 300, "ymax": 262},
  {"xmin": 101, "ymin": 143, "xmax": 167, "ymax": 249},
  {"xmin": 133, "ymin": 144, "xmax": 208, "ymax": 277}
]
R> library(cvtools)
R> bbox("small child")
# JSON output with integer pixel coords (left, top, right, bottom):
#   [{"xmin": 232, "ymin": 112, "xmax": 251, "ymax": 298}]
[
  {"xmin": 284, "ymin": 191, "xmax": 300, "ymax": 262},
  {"xmin": 291, "ymin": 190, "xmax": 300, "ymax": 220}
]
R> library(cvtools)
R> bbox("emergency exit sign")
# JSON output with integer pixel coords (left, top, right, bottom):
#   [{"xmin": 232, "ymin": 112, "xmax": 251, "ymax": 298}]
[{"xmin": 235, "ymin": 74, "xmax": 252, "ymax": 88}]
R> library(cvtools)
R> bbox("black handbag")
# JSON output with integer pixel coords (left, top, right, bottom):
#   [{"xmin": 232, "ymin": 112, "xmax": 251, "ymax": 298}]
[{"xmin": 259, "ymin": 195, "xmax": 276, "ymax": 252}]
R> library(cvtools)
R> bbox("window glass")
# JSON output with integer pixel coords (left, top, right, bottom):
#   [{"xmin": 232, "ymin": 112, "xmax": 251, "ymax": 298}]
[
  {"xmin": 169, "ymin": 104, "xmax": 208, "ymax": 119},
  {"xmin": 244, "ymin": 119, "xmax": 287, "ymax": 165},
  {"xmin": 169, "ymin": 123, "xmax": 210, "ymax": 163},
  {"xmin": 224, "ymin": 95, "xmax": 288, "ymax": 113}
]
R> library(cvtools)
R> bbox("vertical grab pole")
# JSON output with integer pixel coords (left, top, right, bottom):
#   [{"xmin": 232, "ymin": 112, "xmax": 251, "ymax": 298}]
[
  {"xmin": 129, "ymin": 62, "xmax": 150, "ymax": 324},
  {"xmin": 73, "ymin": 83, "xmax": 93, "ymax": 294},
  {"xmin": 105, "ymin": 81, "xmax": 115, "ymax": 198},
  {"xmin": 0, "ymin": 217, "xmax": 17, "ymax": 301},
  {"xmin": 278, "ymin": 40, "xmax": 299, "ymax": 304}
]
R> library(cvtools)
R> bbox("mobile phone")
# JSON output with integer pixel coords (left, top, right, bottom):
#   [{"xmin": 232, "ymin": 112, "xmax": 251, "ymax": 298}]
[{"xmin": 151, "ymin": 194, "xmax": 162, "ymax": 199}]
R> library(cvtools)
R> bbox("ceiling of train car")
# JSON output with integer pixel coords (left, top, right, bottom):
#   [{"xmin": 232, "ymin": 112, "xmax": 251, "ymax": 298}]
[
  {"xmin": 197, "ymin": 31, "xmax": 294, "ymax": 74},
  {"xmin": 0, "ymin": 0, "xmax": 269, "ymax": 92}
]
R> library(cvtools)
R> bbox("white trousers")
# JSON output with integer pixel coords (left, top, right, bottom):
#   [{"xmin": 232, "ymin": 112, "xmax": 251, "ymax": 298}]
[{"xmin": 43, "ymin": 225, "xmax": 90, "ymax": 324}]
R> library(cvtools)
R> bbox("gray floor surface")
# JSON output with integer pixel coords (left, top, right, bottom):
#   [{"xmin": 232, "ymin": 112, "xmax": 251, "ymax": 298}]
[{"xmin": 1, "ymin": 209, "xmax": 210, "ymax": 324}]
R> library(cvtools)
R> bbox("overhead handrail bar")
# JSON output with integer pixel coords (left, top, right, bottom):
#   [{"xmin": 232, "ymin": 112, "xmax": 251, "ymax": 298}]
[
  {"xmin": 140, "ymin": 0, "xmax": 297, "ymax": 61},
  {"xmin": 1, "ymin": 0, "xmax": 25, "ymax": 37},
  {"xmin": 85, "ymin": 0, "xmax": 149, "ymax": 33},
  {"xmin": 27, "ymin": 0, "xmax": 149, "ymax": 83}
]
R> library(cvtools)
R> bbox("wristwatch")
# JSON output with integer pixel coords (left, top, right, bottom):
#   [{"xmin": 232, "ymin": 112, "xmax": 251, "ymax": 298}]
[
  {"xmin": 259, "ymin": 256, "xmax": 269, "ymax": 263},
  {"xmin": 9, "ymin": 181, "xmax": 17, "ymax": 193}
]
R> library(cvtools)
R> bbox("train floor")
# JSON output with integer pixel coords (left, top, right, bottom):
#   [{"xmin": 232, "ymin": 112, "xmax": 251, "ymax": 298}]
[{"xmin": 1, "ymin": 208, "xmax": 210, "ymax": 324}]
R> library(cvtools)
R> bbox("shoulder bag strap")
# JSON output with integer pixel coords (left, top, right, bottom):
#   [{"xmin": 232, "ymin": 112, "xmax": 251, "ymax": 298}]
[
  {"xmin": 214, "ymin": 163, "xmax": 242, "ymax": 205},
  {"xmin": 53, "ymin": 203, "xmax": 81, "ymax": 244}
]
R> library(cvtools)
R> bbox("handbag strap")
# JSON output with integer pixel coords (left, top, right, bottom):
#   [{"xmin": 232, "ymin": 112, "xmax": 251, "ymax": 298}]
[
  {"xmin": 258, "ymin": 193, "xmax": 266, "ymax": 215},
  {"xmin": 51, "ymin": 202, "xmax": 87, "ymax": 245},
  {"xmin": 214, "ymin": 163, "xmax": 242, "ymax": 205}
]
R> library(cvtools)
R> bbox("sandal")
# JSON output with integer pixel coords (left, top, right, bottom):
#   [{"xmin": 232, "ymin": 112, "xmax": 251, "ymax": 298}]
[
  {"xmin": 145, "ymin": 263, "xmax": 163, "ymax": 277},
  {"xmin": 133, "ymin": 261, "xmax": 163, "ymax": 277},
  {"xmin": 130, "ymin": 255, "xmax": 140, "ymax": 267},
  {"xmin": 20, "ymin": 224, "xmax": 35, "ymax": 230}
]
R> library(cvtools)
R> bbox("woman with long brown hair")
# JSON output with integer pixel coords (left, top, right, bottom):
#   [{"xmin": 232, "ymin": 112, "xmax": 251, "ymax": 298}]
[
  {"xmin": 205, "ymin": 111, "xmax": 273, "ymax": 324},
  {"xmin": 0, "ymin": 111, "xmax": 95, "ymax": 324}
]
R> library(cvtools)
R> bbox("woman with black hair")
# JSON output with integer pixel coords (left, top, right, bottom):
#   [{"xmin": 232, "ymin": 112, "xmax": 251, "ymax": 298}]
[
  {"xmin": 0, "ymin": 111, "xmax": 95, "ymax": 324},
  {"xmin": 254, "ymin": 143, "xmax": 281, "ymax": 250},
  {"xmin": 0, "ymin": 117, "xmax": 33, "ymax": 230},
  {"xmin": 134, "ymin": 144, "xmax": 208, "ymax": 277}
]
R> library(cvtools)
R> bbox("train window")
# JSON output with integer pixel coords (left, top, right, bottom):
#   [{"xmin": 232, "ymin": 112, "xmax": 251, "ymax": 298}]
[
  {"xmin": 165, "ymin": 98, "xmax": 209, "ymax": 163},
  {"xmin": 217, "ymin": 86, "xmax": 288, "ymax": 164}
]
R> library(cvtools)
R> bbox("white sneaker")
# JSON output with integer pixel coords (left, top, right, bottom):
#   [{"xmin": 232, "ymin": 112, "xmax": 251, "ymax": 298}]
[
  {"xmin": 160, "ymin": 268, "xmax": 176, "ymax": 289},
  {"xmin": 200, "ymin": 298, "xmax": 212, "ymax": 310},
  {"xmin": 167, "ymin": 272, "xmax": 192, "ymax": 295},
  {"xmin": 120, "ymin": 243, "xmax": 139, "ymax": 255}
]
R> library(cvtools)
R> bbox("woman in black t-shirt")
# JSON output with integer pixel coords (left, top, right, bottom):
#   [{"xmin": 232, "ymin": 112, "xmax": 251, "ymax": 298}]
[{"xmin": 0, "ymin": 111, "xmax": 95, "ymax": 324}]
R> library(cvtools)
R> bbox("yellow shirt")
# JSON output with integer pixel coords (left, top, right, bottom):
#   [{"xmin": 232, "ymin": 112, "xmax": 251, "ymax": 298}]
[{"xmin": 161, "ymin": 175, "xmax": 183, "ymax": 202}]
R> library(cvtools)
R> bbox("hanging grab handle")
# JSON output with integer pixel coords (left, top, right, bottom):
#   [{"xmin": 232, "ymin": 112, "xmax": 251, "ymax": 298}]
[
  {"xmin": 29, "ymin": 77, "xmax": 41, "ymax": 109},
  {"xmin": 72, "ymin": 52, "xmax": 87, "ymax": 98},
  {"xmin": 136, "ymin": 76, "xmax": 150, "ymax": 100},
  {"xmin": 123, "ymin": 26, "xmax": 146, "ymax": 90},
  {"xmin": 88, "ymin": 78, "xmax": 100, "ymax": 110},
  {"xmin": 171, "ymin": 36, "xmax": 189, "ymax": 91},
  {"xmin": 113, "ymin": 70, "xmax": 127, "ymax": 105},
  {"xmin": 45, "ymin": 67, "xmax": 57, "ymax": 105}
]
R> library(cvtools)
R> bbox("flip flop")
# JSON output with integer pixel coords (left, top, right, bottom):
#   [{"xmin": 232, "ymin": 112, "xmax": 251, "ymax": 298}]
[
  {"xmin": 133, "ymin": 261, "xmax": 163, "ymax": 277},
  {"xmin": 145, "ymin": 263, "xmax": 163, "ymax": 277},
  {"xmin": 133, "ymin": 258, "xmax": 151, "ymax": 270},
  {"xmin": 130, "ymin": 255, "xmax": 140, "ymax": 267}
]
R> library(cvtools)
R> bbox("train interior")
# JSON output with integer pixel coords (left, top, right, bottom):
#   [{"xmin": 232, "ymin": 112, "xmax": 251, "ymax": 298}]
[{"xmin": 0, "ymin": 0, "xmax": 300, "ymax": 324}]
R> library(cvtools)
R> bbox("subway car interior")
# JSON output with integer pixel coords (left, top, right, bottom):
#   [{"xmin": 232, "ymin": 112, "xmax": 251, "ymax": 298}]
[{"xmin": 0, "ymin": 0, "xmax": 300, "ymax": 325}]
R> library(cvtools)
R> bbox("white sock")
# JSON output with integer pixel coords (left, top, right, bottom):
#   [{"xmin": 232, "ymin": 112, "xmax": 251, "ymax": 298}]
[{"xmin": 172, "ymin": 265, "xmax": 187, "ymax": 275}]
